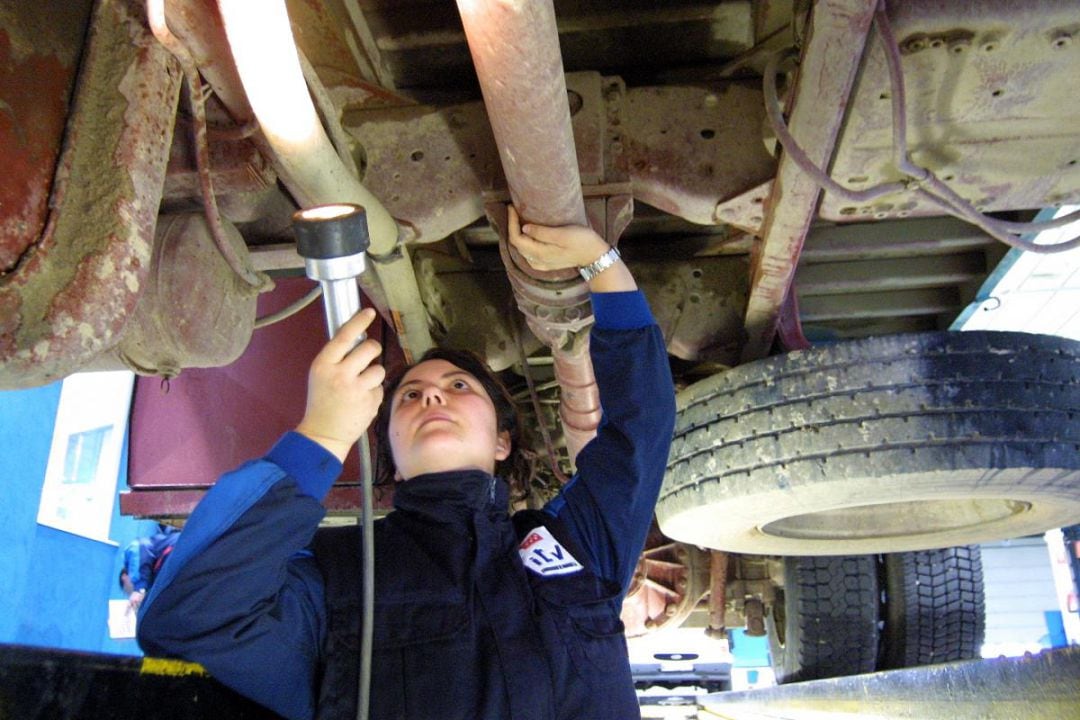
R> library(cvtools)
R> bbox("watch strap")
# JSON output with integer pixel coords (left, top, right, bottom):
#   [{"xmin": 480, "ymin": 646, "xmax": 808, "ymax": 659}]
[{"xmin": 577, "ymin": 246, "xmax": 621, "ymax": 282}]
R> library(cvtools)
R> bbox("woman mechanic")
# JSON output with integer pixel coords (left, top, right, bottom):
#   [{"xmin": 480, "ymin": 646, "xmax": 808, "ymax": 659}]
[{"xmin": 137, "ymin": 206, "xmax": 676, "ymax": 720}]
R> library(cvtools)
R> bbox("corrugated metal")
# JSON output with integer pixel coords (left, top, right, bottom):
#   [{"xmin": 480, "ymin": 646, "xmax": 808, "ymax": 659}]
[{"xmin": 979, "ymin": 537, "xmax": 1060, "ymax": 653}]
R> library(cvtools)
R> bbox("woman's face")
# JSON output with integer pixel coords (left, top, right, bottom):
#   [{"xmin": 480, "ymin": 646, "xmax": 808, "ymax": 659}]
[{"xmin": 388, "ymin": 359, "xmax": 510, "ymax": 480}]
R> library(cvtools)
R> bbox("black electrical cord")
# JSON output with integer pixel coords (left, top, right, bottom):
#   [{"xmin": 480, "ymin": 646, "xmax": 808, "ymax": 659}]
[{"xmin": 357, "ymin": 433, "xmax": 375, "ymax": 720}]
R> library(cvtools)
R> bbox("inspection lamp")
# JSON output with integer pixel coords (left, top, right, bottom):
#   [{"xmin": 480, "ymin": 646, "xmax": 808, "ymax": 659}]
[
  {"xmin": 292, "ymin": 203, "xmax": 370, "ymax": 339},
  {"xmin": 292, "ymin": 202, "xmax": 376, "ymax": 720}
]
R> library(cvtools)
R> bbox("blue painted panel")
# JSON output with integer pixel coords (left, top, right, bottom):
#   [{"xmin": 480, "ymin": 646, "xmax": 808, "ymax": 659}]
[
  {"xmin": 730, "ymin": 628, "xmax": 772, "ymax": 667},
  {"xmin": 0, "ymin": 381, "xmax": 155, "ymax": 655},
  {"xmin": 0, "ymin": 382, "xmax": 62, "ymax": 642},
  {"xmin": 14, "ymin": 525, "xmax": 115, "ymax": 650},
  {"xmin": 1045, "ymin": 610, "xmax": 1067, "ymax": 649}
]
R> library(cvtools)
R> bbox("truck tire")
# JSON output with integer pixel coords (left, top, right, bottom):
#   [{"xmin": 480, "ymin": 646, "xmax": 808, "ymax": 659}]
[
  {"xmin": 768, "ymin": 555, "xmax": 880, "ymax": 683},
  {"xmin": 880, "ymin": 545, "xmax": 985, "ymax": 669},
  {"xmin": 658, "ymin": 331, "xmax": 1080, "ymax": 555}
]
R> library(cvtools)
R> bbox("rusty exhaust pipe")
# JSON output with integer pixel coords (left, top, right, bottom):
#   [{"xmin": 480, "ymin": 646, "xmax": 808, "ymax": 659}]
[{"xmin": 456, "ymin": 0, "xmax": 601, "ymax": 461}]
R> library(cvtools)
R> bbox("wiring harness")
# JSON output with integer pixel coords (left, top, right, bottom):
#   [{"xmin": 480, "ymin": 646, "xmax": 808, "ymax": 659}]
[{"xmin": 764, "ymin": 0, "xmax": 1080, "ymax": 254}]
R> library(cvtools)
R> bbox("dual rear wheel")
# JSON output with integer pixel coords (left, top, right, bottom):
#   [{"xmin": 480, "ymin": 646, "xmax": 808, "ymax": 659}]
[{"xmin": 768, "ymin": 546, "xmax": 986, "ymax": 683}]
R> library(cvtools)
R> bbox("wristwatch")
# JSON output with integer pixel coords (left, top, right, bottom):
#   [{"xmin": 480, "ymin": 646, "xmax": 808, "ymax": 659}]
[{"xmin": 577, "ymin": 246, "xmax": 621, "ymax": 282}]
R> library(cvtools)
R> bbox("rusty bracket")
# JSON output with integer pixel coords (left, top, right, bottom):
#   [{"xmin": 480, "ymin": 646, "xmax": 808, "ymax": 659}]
[
  {"xmin": 343, "ymin": 73, "xmax": 777, "ymax": 247},
  {"xmin": 741, "ymin": 0, "xmax": 879, "ymax": 362},
  {"xmin": 163, "ymin": 127, "xmax": 275, "ymax": 205}
]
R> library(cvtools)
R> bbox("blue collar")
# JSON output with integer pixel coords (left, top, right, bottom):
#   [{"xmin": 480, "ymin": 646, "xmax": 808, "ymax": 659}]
[{"xmin": 392, "ymin": 469, "xmax": 509, "ymax": 523}]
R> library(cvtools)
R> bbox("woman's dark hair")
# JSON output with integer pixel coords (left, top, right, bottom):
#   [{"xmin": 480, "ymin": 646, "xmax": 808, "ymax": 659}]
[{"xmin": 373, "ymin": 347, "xmax": 533, "ymax": 497}]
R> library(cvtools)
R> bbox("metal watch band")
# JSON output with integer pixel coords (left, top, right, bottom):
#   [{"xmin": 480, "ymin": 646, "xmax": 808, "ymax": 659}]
[{"xmin": 577, "ymin": 246, "xmax": 621, "ymax": 282}]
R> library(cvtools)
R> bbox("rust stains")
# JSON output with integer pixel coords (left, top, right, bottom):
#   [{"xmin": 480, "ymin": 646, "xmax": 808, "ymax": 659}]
[
  {"xmin": 0, "ymin": 0, "xmax": 181, "ymax": 389},
  {"xmin": 0, "ymin": 13, "xmax": 87, "ymax": 272}
]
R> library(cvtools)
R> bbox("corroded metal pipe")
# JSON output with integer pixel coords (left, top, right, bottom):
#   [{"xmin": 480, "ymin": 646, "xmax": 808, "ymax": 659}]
[
  {"xmin": 457, "ymin": 0, "xmax": 587, "ymax": 228},
  {"xmin": 166, "ymin": 0, "xmax": 433, "ymax": 360},
  {"xmin": 458, "ymin": 0, "xmax": 600, "ymax": 461},
  {"xmin": 162, "ymin": 0, "xmax": 253, "ymax": 124},
  {"xmin": 707, "ymin": 551, "xmax": 729, "ymax": 638},
  {"xmin": 550, "ymin": 342, "xmax": 601, "ymax": 457},
  {"xmin": 148, "ymin": 0, "xmax": 265, "ymax": 290}
]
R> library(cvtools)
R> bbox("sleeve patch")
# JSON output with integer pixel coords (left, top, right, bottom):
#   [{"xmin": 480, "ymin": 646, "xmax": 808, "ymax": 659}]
[{"xmin": 518, "ymin": 525, "xmax": 584, "ymax": 577}]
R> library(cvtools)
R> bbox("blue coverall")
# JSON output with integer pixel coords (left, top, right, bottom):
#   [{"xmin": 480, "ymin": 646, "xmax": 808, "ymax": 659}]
[{"xmin": 138, "ymin": 290, "xmax": 676, "ymax": 720}]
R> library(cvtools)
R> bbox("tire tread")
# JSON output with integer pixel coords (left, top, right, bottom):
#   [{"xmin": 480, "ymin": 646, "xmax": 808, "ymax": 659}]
[
  {"xmin": 775, "ymin": 556, "xmax": 880, "ymax": 683},
  {"xmin": 882, "ymin": 546, "xmax": 986, "ymax": 668}
]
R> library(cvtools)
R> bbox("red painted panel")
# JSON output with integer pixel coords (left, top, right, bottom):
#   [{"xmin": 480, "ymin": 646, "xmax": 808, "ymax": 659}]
[
  {"xmin": 120, "ymin": 484, "xmax": 394, "ymax": 519},
  {"xmin": 126, "ymin": 277, "xmax": 388, "ymax": 514}
]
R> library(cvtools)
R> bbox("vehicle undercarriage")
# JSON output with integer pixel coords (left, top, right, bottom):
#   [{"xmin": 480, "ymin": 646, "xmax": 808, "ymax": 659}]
[{"xmin": 2, "ymin": 0, "xmax": 1079, "ymax": 683}]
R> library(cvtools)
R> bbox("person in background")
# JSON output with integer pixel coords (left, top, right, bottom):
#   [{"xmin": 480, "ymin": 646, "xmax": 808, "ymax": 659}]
[
  {"xmin": 119, "ymin": 523, "xmax": 180, "ymax": 612},
  {"xmin": 137, "ymin": 206, "xmax": 676, "ymax": 720}
]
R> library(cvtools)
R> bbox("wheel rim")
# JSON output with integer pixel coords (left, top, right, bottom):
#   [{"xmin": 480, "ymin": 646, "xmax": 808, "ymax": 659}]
[{"xmin": 762, "ymin": 498, "xmax": 1032, "ymax": 541}]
